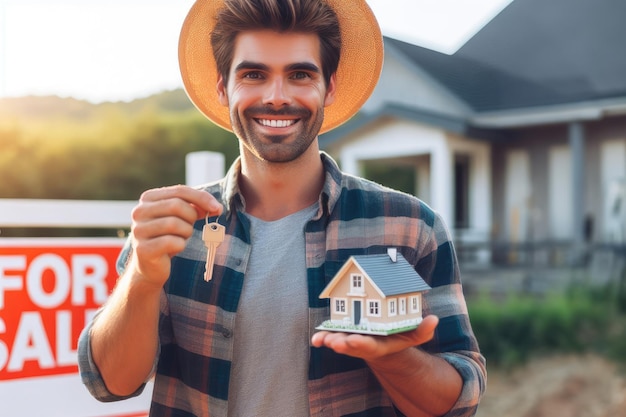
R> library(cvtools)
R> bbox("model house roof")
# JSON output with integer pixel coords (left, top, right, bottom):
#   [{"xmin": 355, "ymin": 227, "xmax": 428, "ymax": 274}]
[
  {"xmin": 319, "ymin": 253, "xmax": 431, "ymax": 299},
  {"xmin": 353, "ymin": 254, "xmax": 431, "ymax": 296}
]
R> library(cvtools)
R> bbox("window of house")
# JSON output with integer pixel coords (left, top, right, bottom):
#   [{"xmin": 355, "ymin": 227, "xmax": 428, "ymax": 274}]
[
  {"xmin": 388, "ymin": 299, "xmax": 397, "ymax": 317},
  {"xmin": 368, "ymin": 300, "xmax": 381, "ymax": 317},
  {"xmin": 334, "ymin": 298, "xmax": 347, "ymax": 314},
  {"xmin": 399, "ymin": 297, "xmax": 406, "ymax": 315},
  {"xmin": 351, "ymin": 274, "xmax": 364, "ymax": 293},
  {"xmin": 410, "ymin": 296, "xmax": 420, "ymax": 313}
]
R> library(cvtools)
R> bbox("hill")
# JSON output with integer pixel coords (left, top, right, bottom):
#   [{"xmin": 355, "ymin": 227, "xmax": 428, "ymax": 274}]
[
  {"xmin": 0, "ymin": 89, "xmax": 239, "ymax": 204},
  {"xmin": 0, "ymin": 89, "xmax": 196, "ymax": 123}
]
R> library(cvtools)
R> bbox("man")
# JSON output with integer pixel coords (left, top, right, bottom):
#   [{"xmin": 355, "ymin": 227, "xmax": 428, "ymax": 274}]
[{"xmin": 78, "ymin": 0, "xmax": 486, "ymax": 416}]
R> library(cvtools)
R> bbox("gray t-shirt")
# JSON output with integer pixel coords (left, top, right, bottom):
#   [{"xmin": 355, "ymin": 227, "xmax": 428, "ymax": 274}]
[{"xmin": 228, "ymin": 203, "xmax": 318, "ymax": 417}]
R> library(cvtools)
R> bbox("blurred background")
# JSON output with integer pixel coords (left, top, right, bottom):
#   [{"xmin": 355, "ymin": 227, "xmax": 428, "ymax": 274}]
[{"xmin": 1, "ymin": 0, "xmax": 626, "ymax": 416}]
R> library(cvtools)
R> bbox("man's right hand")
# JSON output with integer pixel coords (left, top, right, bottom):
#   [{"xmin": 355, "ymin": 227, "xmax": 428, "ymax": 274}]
[{"xmin": 128, "ymin": 185, "xmax": 223, "ymax": 288}]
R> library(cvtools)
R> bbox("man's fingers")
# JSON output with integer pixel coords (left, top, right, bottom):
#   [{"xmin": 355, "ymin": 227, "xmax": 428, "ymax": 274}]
[
  {"xmin": 132, "ymin": 215, "xmax": 196, "ymax": 241},
  {"xmin": 139, "ymin": 185, "xmax": 223, "ymax": 218},
  {"xmin": 312, "ymin": 315, "xmax": 440, "ymax": 360},
  {"xmin": 127, "ymin": 185, "xmax": 223, "ymax": 287}
]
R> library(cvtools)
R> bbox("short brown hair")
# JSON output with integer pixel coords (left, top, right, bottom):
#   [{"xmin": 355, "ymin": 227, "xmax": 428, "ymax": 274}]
[{"xmin": 211, "ymin": 0, "xmax": 341, "ymax": 87}]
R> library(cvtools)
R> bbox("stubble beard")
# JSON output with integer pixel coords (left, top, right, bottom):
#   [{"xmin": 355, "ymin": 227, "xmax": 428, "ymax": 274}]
[{"xmin": 232, "ymin": 105, "xmax": 324, "ymax": 163}]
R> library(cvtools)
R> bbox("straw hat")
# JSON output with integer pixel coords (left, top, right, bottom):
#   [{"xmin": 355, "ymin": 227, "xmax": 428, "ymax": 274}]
[{"xmin": 178, "ymin": 0, "xmax": 383, "ymax": 134}]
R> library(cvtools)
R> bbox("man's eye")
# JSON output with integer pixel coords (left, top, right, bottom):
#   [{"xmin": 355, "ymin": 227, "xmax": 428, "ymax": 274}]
[
  {"xmin": 243, "ymin": 72, "xmax": 263, "ymax": 79},
  {"xmin": 292, "ymin": 71, "xmax": 312, "ymax": 80}
]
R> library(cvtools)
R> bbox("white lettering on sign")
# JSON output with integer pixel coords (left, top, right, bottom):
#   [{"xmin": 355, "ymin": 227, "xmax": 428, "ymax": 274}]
[
  {"xmin": 0, "ymin": 309, "xmax": 98, "ymax": 372},
  {"xmin": 0, "ymin": 254, "xmax": 109, "ymax": 309},
  {"xmin": 72, "ymin": 255, "xmax": 109, "ymax": 305},
  {"xmin": 27, "ymin": 254, "xmax": 72, "ymax": 309},
  {"xmin": 0, "ymin": 247, "xmax": 117, "ymax": 379},
  {"xmin": 0, "ymin": 256, "xmax": 26, "ymax": 309},
  {"xmin": 0, "ymin": 317, "xmax": 8, "ymax": 371},
  {"xmin": 8, "ymin": 312, "xmax": 55, "ymax": 371}
]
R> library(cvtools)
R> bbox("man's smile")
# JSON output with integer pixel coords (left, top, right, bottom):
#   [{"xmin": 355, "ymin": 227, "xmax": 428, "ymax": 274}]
[{"xmin": 255, "ymin": 118, "xmax": 299, "ymax": 128}]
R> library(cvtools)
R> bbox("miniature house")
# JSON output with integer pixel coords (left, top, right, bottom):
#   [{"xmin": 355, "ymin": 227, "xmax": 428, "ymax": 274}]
[{"xmin": 317, "ymin": 248, "xmax": 431, "ymax": 335}]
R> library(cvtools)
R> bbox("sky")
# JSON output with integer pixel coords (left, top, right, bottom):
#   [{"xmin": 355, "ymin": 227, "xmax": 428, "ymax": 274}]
[{"xmin": 0, "ymin": 0, "xmax": 512, "ymax": 104}]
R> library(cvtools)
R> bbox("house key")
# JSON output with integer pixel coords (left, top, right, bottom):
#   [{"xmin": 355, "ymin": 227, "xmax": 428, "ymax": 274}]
[{"xmin": 202, "ymin": 216, "xmax": 225, "ymax": 282}]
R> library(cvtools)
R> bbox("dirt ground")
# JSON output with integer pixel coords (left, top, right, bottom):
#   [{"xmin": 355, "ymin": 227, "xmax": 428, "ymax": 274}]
[{"xmin": 476, "ymin": 354, "xmax": 626, "ymax": 417}]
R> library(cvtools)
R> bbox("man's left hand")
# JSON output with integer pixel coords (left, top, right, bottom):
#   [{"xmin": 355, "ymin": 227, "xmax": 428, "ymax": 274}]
[{"xmin": 311, "ymin": 315, "xmax": 439, "ymax": 361}]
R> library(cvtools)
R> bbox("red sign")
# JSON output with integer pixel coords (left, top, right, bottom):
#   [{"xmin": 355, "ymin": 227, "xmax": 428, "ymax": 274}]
[{"xmin": 0, "ymin": 240, "xmax": 124, "ymax": 381}]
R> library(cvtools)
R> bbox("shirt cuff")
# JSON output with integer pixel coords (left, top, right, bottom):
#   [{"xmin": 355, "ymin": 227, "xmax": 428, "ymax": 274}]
[
  {"xmin": 437, "ymin": 351, "xmax": 487, "ymax": 417},
  {"xmin": 77, "ymin": 316, "xmax": 148, "ymax": 402}
]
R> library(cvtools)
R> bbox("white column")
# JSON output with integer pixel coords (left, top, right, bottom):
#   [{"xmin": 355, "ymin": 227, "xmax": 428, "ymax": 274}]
[
  {"xmin": 472, "ymin": 144, "xmax": 492, "ymax": 234},
  {"xmin": 185, "ymin": 151, "xmax": 225, "ymax": 186},
  {"xmin": 339, "ymin": 149, "xmax": 360, "ymax": 176},
  {"xmin": 430, "ymin": 142, "xmax": 454, "ymax": 230},
  {"xmin": 416, "ymin": 159, "xmax": 431, "ymax": 204}
]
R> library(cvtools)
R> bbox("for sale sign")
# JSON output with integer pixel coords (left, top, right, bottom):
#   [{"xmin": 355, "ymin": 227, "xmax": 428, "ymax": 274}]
[{"xmin": 0, "ymin": 239, "xmax": 151, "ymax": 417}]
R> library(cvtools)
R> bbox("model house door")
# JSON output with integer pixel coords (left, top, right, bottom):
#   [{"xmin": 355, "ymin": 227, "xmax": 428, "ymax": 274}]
[{"xmin": 353, "ymin": 300, "xmax": 361, "ymax": 325}]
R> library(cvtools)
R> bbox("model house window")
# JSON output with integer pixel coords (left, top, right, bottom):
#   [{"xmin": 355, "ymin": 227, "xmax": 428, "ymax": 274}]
[
  {"xmin": 388, "ymin": 299, "xmax": 397, "ymax": 317},
  {"xmin": 368, "ymin": 300, "xmax": 381, "ymax": 317},
  {"xmin": 334, "ymin": 298, "xmax": 347, "ymax": 314},
  {"xmin": 399, "ymin": 297, "xmax": 406, "ymax": 315},
  {"xmin": 351, "ymin": 274, "xmax": 364, "ymax": 293},
  {"xmin": 410, "ymin": 296, "xmax": 420, "ymax": 313}
]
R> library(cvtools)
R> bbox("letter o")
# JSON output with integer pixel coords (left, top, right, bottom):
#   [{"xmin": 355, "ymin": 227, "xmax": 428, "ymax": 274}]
[{"xmin": 26, "ymin": 254, "xmax": 71, "ymax": 309}]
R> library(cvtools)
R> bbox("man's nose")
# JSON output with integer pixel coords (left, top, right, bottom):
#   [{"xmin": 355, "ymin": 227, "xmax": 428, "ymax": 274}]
[{"xmin": 262, "ymin": 77, "xmax": 292, "ymax": 107}]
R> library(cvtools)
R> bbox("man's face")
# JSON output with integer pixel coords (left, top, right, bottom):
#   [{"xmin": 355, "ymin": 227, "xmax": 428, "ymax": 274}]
[{"xmin": 217, "ymin": 30, "xmax": 336, "ymax": 163}]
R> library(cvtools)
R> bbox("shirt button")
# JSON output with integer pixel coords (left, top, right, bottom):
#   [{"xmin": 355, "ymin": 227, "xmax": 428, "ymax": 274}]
[{"xmin": 222, "ymin": 328, "xmax": 233, "ymax": 338}]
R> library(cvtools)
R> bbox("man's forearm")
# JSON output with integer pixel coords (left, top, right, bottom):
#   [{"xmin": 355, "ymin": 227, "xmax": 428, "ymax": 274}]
[
  {"xmin": 367, "ymin": 348, "xmax": 463, "ymax": 417},
  {"xmin": 90, "ymin": 270, "xmax": 162, "ymax": 396}
]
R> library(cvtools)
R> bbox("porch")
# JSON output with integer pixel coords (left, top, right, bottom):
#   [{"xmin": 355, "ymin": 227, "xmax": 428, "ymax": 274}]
[{"xmin": 457, "ymin": 240, "xmax": 626, "ymax": 297}]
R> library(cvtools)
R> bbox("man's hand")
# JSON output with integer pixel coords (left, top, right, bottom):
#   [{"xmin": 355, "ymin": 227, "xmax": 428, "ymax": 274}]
[
  {"xmin": 312, "ymin": 315, "xmax": 463, "ymax": 417},
  {"xmin": 129, "ymin": 185, "xmax": 223, "ymax": 288},
  {"xmin": 311, "ymin": 315, "xmax": 438, "ymax": 361},
  {"xmin": 90, "ymin": 184, "xmax": 222, "ymax": 397}
]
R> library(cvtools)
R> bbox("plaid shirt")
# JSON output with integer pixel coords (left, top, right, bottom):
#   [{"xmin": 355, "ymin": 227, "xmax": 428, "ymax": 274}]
[{"xmin": 79, "ymin": 152, "xmax": 486, "ymax": 417}]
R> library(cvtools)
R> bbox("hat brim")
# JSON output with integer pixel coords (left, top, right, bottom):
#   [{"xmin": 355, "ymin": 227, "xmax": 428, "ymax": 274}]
[{"xmin": 178, "ymin": 0, "xmax": 383, "ymax": 134}]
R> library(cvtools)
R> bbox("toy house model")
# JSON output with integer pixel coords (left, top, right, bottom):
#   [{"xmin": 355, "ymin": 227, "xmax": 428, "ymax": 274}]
[{"xmin": 317, "ymin": 248, "xmax": 431, "ymax": 336}]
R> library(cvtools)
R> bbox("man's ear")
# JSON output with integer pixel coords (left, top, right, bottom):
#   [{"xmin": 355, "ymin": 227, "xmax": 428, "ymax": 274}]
[
  {"xmin": 217, "ymin": 75, "xmax": 229, "ymax": 106},
  {"xmin": 323, "ymin": 73, "xmax": 337, "ymax": 107}
]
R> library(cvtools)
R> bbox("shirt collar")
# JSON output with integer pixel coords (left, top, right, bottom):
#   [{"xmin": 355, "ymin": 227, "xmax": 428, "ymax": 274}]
[{"xmin": 221, "ymin": 151, "xmax": 344, "ymax": 219}]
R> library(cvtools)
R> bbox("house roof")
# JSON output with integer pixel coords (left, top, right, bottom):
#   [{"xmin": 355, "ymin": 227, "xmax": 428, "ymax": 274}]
[
  {"xmin": 318, "ymin": 102, "xmax": 506, "ymax": 148},
  {"xmin": 321, "ymin": 0, "xmax": 626, "ymax": 145},
  {"xmin": 387, "ymin": 0, "xmax": 626, "ymax": 113},
  {"xmin": 351, "ymin": 254, "xmax": 430, "ymax": 297},
  {"xmin": 319, "ymin": 253, "xmax": 431, "ymax": 299}
]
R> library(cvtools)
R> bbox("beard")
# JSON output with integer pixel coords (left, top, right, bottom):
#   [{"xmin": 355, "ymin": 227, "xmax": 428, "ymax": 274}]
[{"xmin": 231, "ymin": 105, "xmax": 324, "ymax": 163}]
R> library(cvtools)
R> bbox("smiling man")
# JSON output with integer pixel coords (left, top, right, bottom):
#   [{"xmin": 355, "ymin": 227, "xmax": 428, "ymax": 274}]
[
  {"xmin": 220, "ymin": 31, "xmax": 332, "ymax": 164},
  {"xmin": 78, "ymin": 1, "xmax": 486, "ymax": 416}
]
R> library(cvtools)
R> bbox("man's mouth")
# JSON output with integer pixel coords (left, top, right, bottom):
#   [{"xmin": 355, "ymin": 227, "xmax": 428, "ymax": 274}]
[{"xmin": 256, "ymin": 118, "xmax": 298, "ymax": 128}]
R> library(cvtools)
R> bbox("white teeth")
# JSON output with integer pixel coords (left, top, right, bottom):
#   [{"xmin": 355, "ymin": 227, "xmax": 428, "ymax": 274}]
[{"xmin": 258, "ymin": 119, "xmax": 296, "ymax": 128}]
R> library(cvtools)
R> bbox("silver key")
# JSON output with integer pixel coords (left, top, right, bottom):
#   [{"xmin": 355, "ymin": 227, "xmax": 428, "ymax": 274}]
[{"xmin": 202, "ymin": 217, "xmax": 225, "ymax": 282}]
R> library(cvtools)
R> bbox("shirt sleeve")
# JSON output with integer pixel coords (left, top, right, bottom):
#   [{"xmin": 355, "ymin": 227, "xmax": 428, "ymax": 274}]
[
  {"xmin": 77, "ymin": 312, "xmax": 149, "ymax": 402},
  {"xmin": 77, "ymin": 237, "xmax": 155, "ymax": 402},
  {"xmin": 417, "ymin": 210, "xmax": 487, "ymax": 417}
]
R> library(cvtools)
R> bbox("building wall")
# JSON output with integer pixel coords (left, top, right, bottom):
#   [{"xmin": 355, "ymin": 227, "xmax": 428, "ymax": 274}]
[{"xmin": 491, "ymin": 116, "xmax": 626, "ymax": 243}]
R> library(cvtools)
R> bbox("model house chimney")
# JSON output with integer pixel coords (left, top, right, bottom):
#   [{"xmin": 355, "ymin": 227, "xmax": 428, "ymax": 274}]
[{"xmin": 387, "ymin": 247, "xmax": 397, "ymax": 262}]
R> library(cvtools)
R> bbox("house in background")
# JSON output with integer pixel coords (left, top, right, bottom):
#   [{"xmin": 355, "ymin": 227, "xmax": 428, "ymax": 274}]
[
  {"xmin": 317, "ymin": 249, "xmax": 431, "ymax": 335},
  {"xmin": 320, "ymin": 0, "xmax": 626, "ymax": 269}
]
